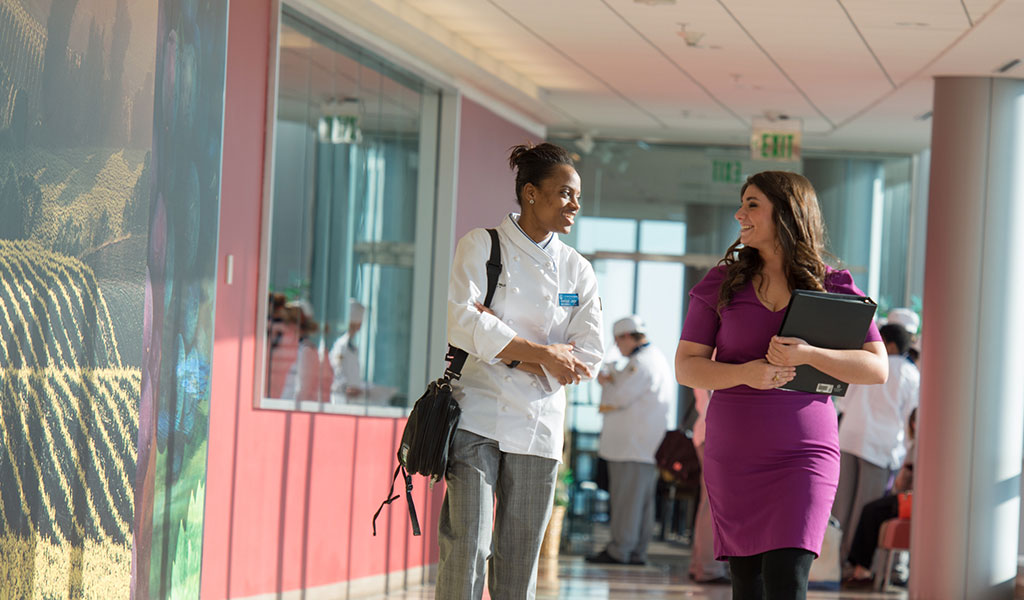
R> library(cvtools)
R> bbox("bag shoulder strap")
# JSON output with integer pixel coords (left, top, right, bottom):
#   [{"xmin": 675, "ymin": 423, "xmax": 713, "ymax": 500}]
[
  {"xmin": 481, "ymin": 228, "xmax": 502, "ymax": 306},
  {"xmin": 372, "ymin": 464, "xmax": 421, "ymax": 537},
  {"xmin": 445, "ymin": 228, "xmax": 502, "ymax": 379}
]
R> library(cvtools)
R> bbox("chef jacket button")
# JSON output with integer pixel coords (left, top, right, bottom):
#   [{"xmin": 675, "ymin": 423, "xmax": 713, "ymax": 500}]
[
  {"xmin": 504, "ymin": 375, "xmax": 512, "ymax": 382},
  {"xmin": 512, "ymin": 287, "xmax": 520, "ymax": 294},
  {"xmin": 545, "ymin": 294, "xmax": 552, "ymax": 301},
  {"xmin": 513, "ymin": 255, "xmax": 520, "ymax": 261},
  {"xmin": 508, "ymin": 319, "xmax": 515, "ymax": 325},
  {"xmin": 531, "ymin": 381, "xmax": 539, "ymax": 388},
  {"xmin": 502, "ymin": 405, "xmax": 509, "ymax": 412}
]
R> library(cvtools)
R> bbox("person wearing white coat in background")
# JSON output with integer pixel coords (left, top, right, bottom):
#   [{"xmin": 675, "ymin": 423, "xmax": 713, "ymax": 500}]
[
  {"xmin": 832, "ymin": 322, "xmax": 919, "ymax": 567},
  {"xmin": 280, "ymin": 301, "xmax": 320, "ymax": 401},
  {"xmin": 437, "ymin": 142, "xmax": 604, "ymax": 600},
  {"xmin": 328, "ymin": 299, "xmax": 365, "ymax": 401},
  {"xmin": 587, "ymin": 315, "xmax": 673, "ymax": 566}
]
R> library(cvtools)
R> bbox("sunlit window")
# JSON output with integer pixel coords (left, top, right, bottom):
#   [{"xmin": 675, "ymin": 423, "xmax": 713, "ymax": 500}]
[{"xmin": 259, "ymin": 6, "xmax": 441, "ymax": 414}]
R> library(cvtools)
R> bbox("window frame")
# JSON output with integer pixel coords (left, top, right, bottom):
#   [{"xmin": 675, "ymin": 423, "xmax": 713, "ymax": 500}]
[{"xmin": 254, "ymin": 0, "xmax": 460, "ymax": 416}]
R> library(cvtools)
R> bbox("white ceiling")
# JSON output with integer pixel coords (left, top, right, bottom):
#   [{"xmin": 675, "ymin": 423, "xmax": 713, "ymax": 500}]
[{"xmin": 314, "ymin": 0, "xmax": 1022, "ymax": 153}]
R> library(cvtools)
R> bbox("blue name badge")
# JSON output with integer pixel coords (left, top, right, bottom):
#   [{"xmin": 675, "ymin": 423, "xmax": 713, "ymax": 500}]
[{"xmin": 558, "ymin": 293, "xmax": 579, "ymax": 307}]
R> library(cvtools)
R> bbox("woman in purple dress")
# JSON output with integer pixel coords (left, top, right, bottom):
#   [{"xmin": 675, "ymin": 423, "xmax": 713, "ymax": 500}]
[{"xmin": 675, "ymin": 171, "xmax": 888, "ymax": 600}]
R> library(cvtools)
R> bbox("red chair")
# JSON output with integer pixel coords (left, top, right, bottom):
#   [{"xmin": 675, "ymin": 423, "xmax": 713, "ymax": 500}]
[{"xmin": 874, "ymin": 518, "xmax": 911, "ymax": 591}]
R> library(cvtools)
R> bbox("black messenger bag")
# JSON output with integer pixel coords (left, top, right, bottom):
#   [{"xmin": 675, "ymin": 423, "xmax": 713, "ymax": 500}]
[{"xmin": 373, "ymin": 228, "xmax": 502, "ymax": 536}]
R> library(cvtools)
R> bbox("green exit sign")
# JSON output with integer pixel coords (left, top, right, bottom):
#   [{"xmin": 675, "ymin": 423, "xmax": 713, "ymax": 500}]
[
  {"xmin": 759, "ymin": 133, "xmax": 797, "ymax": 160},
  {"xmin": 750, "ymin": 121, "xmax": 802, "ymax": 162},
  {"xmin": 712, "ymin": 159, "xmax": 743, "ymax": 184}
]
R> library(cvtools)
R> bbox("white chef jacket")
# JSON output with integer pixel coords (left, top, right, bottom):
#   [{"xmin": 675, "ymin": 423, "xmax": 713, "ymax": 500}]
[
  {"xmin": 281, "ymin": 340, "xmax": 320, "ymax": 401},
  {"xmin": 447, "ymin": 214, "xmax": 604, "ymax": 461},
  {"xmin": 837, "ymin": 354, "xmax": 920, "ymax": 470},
  {"xmin": 597, "ymin": 344, "xmax": 675, "ymax": 464},
  {"xmin": 328, "ymin": 333, "xmax": 362, "ymax": 393}
]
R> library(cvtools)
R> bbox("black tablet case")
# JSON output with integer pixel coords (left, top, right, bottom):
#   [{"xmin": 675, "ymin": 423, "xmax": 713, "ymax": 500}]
[{"xmin": 776, "ymin": 289, "xmax": 877, "ymax": 396}]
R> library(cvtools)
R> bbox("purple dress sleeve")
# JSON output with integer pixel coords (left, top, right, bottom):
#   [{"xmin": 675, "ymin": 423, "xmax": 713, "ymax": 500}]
[
  {"xmin": 825, "ymin": 268, "xmax": 883, "ymax": 344},
  {"xmin": 681, "ymin": 265, "xmax": 727, "ymax": 346}
]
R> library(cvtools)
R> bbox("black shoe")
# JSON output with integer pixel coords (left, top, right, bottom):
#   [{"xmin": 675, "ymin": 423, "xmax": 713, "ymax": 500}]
[
  {"xmin": 628, "ymin": 556, "xmax": 647, "ymax": 566},
  {"xmin": 585, "ymin": 550, "xmax": 626, "ymax": 565},
  {"xmin": 840, "ymin": 576, "xmax": 875, "ymax": 590}
]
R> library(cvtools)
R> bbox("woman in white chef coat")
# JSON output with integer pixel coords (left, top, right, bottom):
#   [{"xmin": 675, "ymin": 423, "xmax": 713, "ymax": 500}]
[
  {"xmin": 328, "ymin": 299, "xmax": 365, "ymax": 400},
  {"xmin": 437, "ymin": 142, "xmax": 604, "ymax": 600}
]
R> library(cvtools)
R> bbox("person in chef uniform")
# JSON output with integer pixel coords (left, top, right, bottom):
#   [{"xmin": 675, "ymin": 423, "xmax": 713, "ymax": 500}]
[
  {"xmin": 587, "ymin": 314, "xmax": 674, "ymax": 567},
  {"xmin": 280, "ymin": 300, "xmax": 321, "ymax": 401},
  {"xmin": 329, "ymin": 299, "xmax": 365, "ymax": 401},
  {"xmin": 436, "ymin": 141, "xmax": 604, "ymax": 600}
]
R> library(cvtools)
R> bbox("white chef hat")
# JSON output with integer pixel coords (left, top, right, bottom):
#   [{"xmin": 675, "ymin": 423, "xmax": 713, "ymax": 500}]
[
  {"xmin": 349, "ymin": 299, "xmax": 366, "ymax": 323},
  {"xmin": 612, "ymin": 315, "xmax": 647, "ymax": 337},
  {"xmin": 884, "ymin": 307, "xmax": 919, "ymax": 335}
]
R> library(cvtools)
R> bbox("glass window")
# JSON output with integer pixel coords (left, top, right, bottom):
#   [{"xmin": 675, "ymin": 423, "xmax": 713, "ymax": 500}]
[
  {"xmin": 259, "ymin": 7, "xmax": 441, "ymax": 414},
  {"xmin": 639, "ymin": 220, "xmax": 686, "ymax": 255},
  {"xmin": 572, "ymin": 258, "xmax": 636, "ymax": 433},
  {"xmin": 634, "ymin": 261, "xmax": 684, "ymax": 427},
  {"xmin": 573, "ymin": 216, "xmax": 637, "ymax": 254},
  {"xmin": 559, "ymin": 138, "xmax": 917, "ymax": 310}
]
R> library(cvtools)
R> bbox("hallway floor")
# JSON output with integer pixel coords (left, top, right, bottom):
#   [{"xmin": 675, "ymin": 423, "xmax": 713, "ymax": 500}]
[{"xmin": 371, "ymin": 524, "xmax": 907, "ymax": 600}]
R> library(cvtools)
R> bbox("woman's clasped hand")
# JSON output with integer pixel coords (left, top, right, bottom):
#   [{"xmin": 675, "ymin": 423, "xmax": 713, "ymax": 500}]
[{"xmin": 746, "ymin": 358, "xmax": 796, "ymax": 390}]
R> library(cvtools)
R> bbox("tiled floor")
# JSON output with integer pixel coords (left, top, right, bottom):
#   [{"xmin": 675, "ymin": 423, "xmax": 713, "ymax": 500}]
[{"xmin": 372, "ymin": 525, "xmax": 907, "ymax": 599}]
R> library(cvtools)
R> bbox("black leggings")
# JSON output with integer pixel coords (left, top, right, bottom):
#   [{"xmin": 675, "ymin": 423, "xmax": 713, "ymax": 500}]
[
  {"xmin": 728, "ymin": 548, "xmax": 816, "ymax": 600},
  {"xmin": 847, "ymin": 494, "xmax": 899, "ymax": 569}
]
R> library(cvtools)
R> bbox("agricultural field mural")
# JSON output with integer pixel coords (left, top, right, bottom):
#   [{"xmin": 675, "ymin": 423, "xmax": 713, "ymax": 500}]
[{"xmin": 0, "ymin": 0, "xmax": 227, "ymax": 597}]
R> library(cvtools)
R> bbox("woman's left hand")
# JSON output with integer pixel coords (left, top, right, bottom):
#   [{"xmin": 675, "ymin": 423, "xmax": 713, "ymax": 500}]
[{"xmin": 766, "ymin": 336, "xmax": 813, "ymax": 367}]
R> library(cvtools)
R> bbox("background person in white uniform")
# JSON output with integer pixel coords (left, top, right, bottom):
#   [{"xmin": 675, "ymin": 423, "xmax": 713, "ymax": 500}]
[
  {"xmin": 437, "ymin": 142, "xmax": 604, "ymax": 600},
  {"xmin": 328, "ymin": 299, "xmax": 365, "ymax": 401},
  {"xmin": 832, "ymin": 322, "xmax": 920, "ymax": 564},
  {"xmin": 280, "ymin": 301, "xmax": 320, "ymax": 401},
  {"xmin": 587, "ymin": 315, "xmax": 674, "ymax": 566}
]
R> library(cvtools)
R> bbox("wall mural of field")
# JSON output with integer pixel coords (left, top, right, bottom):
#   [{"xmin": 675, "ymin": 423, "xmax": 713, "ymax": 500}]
[{"xmin": 0, "ymin": 0, "xmax": 227, "ymax": 597}]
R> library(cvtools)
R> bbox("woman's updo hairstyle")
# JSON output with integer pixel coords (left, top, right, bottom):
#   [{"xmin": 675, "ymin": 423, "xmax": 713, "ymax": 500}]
[{"xmin": 508, "ymin": 142, "xmax": 574, "ymax": 206}]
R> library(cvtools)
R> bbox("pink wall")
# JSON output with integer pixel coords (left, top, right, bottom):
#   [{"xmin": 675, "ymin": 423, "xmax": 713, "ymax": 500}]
[
  {"xmin": 201, "ymin": 4, "xmax": 441, "ymax": 598},
  {"xmin": 201, "ymin": 9, "xmax": 545, "ymax": 599},
  {"xmin": 454, "ymin": 98, "xmax": 541, "ymax": 238}
]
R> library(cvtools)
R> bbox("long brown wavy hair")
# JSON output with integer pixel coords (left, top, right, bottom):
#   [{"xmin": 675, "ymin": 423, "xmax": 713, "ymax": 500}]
[{"xmin": 717, "ymin": 171, "xmax": 831, "ymax": 311}]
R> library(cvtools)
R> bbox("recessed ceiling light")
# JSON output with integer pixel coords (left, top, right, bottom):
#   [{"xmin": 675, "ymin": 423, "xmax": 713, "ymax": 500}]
[
  {"xmin": 895, "ymin": 21, "xmax": 929, "ymax": 27},
  {"xmin": 634, "ymin": 0, "xmax": 676, "ymax": 5},
  {"xmin": 995, "ymin": 58, "xmax": 1020, "ymax": 73}
]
